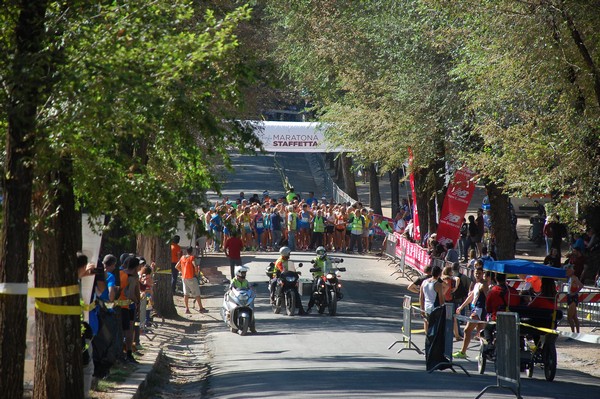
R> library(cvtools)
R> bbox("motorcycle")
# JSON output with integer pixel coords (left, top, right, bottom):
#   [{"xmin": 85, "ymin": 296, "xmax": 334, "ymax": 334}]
[
  {"xmin": 221, "ymin": 286, "xmax": 256, "ymax": 335},
  {"xmin": 266, "ymin": 261, "xmax": 303, "ymax": 316},
  {"xmin": 309, "ymin": 257, "xmax": 345, "ymax": 316}
]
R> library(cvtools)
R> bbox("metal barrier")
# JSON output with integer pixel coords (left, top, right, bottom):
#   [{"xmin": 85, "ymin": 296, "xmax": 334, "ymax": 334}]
[
  {"xmin": 388, "ymin": 295, "xmax": 423, "ymax": 355},
  {"xmin": 476, "ymin": 312, "xmax": 522, "ymax": 399}
]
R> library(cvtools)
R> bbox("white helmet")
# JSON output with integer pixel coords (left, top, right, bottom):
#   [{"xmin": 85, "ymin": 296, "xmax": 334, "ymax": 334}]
[
  {"xmin": 279, "ymin": 246, "xmax": 291, "ymax": 257},
  {"xmin": 235, "ymin": 265, "xmax": 249, "ymax": 277},
  {"xmin": 316, "ymin": 246, "xmax": 326, "ymax": 259}
]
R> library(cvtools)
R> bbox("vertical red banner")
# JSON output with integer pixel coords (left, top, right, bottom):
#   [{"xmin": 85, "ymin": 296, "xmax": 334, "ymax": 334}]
[
  {"xmin": 408, "ymin": 148, "xmax": 420, "ymax": 242},
  {"xmin": 436, "ymin": 167, "xmax": 476, "ymax": 246}
]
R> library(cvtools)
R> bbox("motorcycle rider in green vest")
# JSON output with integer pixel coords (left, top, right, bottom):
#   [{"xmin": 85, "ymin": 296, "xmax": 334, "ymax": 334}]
[{"xmin": 306, "ymin": 246, "xmax": 332, "ymax": 313}]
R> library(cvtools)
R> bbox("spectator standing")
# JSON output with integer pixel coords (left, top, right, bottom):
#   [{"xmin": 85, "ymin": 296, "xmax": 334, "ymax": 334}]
[
  {"xmin": 170, "ymin": 235, "xmax": 182, "ymax": 293},
  {"xmin": 224, "ymin": 231, "xmax": 244, "ymax": 278},
  {"xmin": 269, "ymin": 207, "xmax": 283, "ymax": 250},
  {"xmin": 349, "ymin": 208, "xmax": 365, "ymax": 254},
  {"xmin": 93, "ymin": 254, "xmax": 119, "ymax": 379},
  {"xmin": 287, "ymin": 205, "xmax": 298, "ymax": 251},
  {"xmin": 176, "ymin": 246, "xmax": 208, "ymax": 314},
  {"xmin": 466, "ymin": 215, "xmax": 480, "ymax": 261},
  {"xmin": 407, "ymin": 265, "xmax": 433, "ymax": 294},
  {"xmin": 548, "ymin": 214, "xmax": 568, "ymax": 259},
  {"xmin": 459, "ymin": 218, "xmax": 468, "ymax": 262},
  {"xmin": 305, "ymin": 191, "xmax": 317, "ymax": 207},
  {"xmin": 310, "ymin": 208, "xmax": 326, "ymax": 249},
  {"xmin": 564, "ymin": 264, "xmax": 583, "ymax": 334},
  {"xmin": 419, "ymin": 265, "xmax": 445, "ymax": 332},
  {"xmin": 445, "ymin": 241, "xmax": 459, "ymax": 263},
  {"xmin": 475, "ymin": 209, "xmax": 485, "ymax": 256},
  {"xmin": 565, "ymin": 247, "xmax": 585, "ymax": 281},
  {"xmin": 210, "ymin": 208, "xmax": 224, "ymax": 252},
  {"xmin": 119, "ymin": 256, "xmax": 141, "ymax": 364},
  {"xmin": 452, "ymin": 262, "xmax": 471, "ymax": 339}
]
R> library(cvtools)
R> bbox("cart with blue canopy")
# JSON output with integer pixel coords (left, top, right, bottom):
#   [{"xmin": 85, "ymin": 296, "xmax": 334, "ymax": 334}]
[{"xmin": 479, "ymin": 259, "xmax": 566, "ymax": 381}]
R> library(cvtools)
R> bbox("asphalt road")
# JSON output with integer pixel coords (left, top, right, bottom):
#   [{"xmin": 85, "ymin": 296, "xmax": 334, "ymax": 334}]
[{"xmin": 195, "ymin": 253, "xmax": 600, "ymax": 399}]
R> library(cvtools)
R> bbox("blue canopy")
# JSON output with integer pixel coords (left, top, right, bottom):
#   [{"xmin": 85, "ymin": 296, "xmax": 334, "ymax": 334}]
[{"xmin": 483, "ymin": 259, "xmax": 567, "ymax": 279}]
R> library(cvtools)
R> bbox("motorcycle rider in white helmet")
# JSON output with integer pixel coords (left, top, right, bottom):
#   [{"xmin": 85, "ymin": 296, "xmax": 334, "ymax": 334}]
[
  {"xmin": 270, "ymin": 246, "xmax": 307, "ymax": 315},
  {"xmin": 227, "ymin": 264, "xmax": 257, "ymax": 333},
  {"xmin": 306, "ymin": 246, "xmax": 332, "ymax": 313},
  {"xmin": 230, "ymin": 265, "xmax": 250, "ymax": 290}
]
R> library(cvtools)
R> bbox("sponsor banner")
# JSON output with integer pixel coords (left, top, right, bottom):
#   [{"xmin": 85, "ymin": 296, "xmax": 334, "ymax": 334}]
[
  {"xmin": 395, "ymin": 233, "xmax": 430, "ymax": 274},
  {"xmin": 251, "ymin": 121, "xmax": 347, "ymax": 153},
  {"xmin": 436, "ymin": 167, "xmax": 476, "ymax": 246},
  {"xmin": 408, "ymin": 148, "xmax": 421, "ymax": 242}
]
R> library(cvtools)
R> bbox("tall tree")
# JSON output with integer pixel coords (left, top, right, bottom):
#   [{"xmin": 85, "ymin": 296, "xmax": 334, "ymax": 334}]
[{"xmin": 0, "ymin": 2, "xmax": 51, "ymax": 397}]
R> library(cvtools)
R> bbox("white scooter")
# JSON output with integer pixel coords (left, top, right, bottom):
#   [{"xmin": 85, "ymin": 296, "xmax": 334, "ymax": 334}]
[{"xmin": 221, "ymin": 266, "xmax": 256, "ymax": 335}]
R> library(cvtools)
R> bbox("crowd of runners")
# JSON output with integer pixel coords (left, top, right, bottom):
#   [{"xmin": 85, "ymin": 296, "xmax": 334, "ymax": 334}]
[{"xmin": 198, "ymin": 189, "xmax": 412, "ymax": 255}]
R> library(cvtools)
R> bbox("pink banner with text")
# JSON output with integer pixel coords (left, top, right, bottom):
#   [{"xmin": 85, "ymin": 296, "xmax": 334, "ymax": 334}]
[
  {"xmin": 395, "ymin": 233, "xmax": 430, "ymax": 274},
  {"xmin": 408, "ymin": 148, "xmax": 421, "ymax": 242},
  {"xmin": 435, "ymin": 167, "xmax": 476, "ymax": 246}
]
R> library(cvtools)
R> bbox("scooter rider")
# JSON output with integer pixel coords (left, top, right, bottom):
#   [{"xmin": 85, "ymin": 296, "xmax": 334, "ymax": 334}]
[
  {"xmin": 306, "ymin": 246, "xmax": 331, "ymax": 313},
  {"xmin": 226, "ymin": 264, "xmax": 256, "ymax": 333},
  {"xmin": 230, "ymin": 265, "xmax": 250, "ymax": 290},
  {"xmin": 270, "ymin": 246, "xmax": 307, "ymax": 315}
]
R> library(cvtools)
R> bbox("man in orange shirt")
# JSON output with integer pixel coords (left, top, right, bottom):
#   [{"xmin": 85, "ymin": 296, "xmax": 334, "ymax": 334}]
[
  {"xmin": 171, "ymin": 235, "xmax": 182, "ymax": 293},
  {"xmin": 176, "ymin": 246, "xmax": 208, "ymax": 314}
]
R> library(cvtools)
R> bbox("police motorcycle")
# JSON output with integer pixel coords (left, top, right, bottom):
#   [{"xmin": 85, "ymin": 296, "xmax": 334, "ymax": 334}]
[
  {"xmin": 266, "ymin": 247, "xmax": 303, "ymax": 316},
  {"xmin": 221, "ymin": 265, "xmax": 256, "ymax": 335},
  {"xmin": 309, "ymin": 246, "xmax": 345, "ymax": 316}
]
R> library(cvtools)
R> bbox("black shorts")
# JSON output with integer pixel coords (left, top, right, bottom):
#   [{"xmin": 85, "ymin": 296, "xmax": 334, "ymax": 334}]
[
  {"xmin": 326, "ymin": 226, "xmax": 335, "ymax": 234},
  {"xmin": 567, "ymin": 294, "xmax": 579, "ymax": 306},
  {"xmin": 121, "ymin": 306, "xmax": 135, "ymax": 331}
]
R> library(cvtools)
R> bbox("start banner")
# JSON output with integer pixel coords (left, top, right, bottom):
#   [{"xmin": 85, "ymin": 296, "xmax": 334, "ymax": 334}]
[
  {"xmin": 252, "ymin": 121, "xmax": 348, "ymax": 153},
  {"xmin": 436, "ymin": 167, "xmax": 476, "ymax": 247}
]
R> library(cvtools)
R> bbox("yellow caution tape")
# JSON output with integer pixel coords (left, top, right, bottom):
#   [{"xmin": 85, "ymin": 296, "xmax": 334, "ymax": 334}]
[
  {"xmin": 81, "ymin": 302, "xmax": 97, "ymax": 312},
  {"xmin": 35, "ymin": 300, "xmax": 82, "ymax": 316},
  {"xmin": 411, "ymin": 329, "xmax": 426, "ymax": 334},
  {"xmin": 0, "ymin": 283, "xmax": 81, "ymax": 298},
  {"xmin": 28, "ymin": 284, "xmax": 80, "ymax": 298},
  {"xmin": 155, "ymin": 269, "xmax": 172, "ymax": 275}
]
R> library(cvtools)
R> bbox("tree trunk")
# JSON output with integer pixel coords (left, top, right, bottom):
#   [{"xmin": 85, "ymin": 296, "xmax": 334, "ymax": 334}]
[
  {"xmin": 390, "ymin": 169, "xmax": 400, "ymax": 217},
  {"xmin": 0, "ymin": 2, "xmax": 49, "ymax": 397},
  {"xmin": 33, "ymin": 159, "xmax": 83, "ymax": 399},
  {"xmin": 97, "ymin": 216, "xmax": 136, "ymax": 266},
  {"xmin": 414, "ymin": 168, "xmax": 429, "ymax": 243},
  {"xmin": 341, "ymin": 153, "xmax": 358, "ymax": 201},
  {"xmin": 486, "ymin": 182, "xmax": 515, "ymax": 260},
  {"xmin": 368, "ymin": 163, "xmax": 382, "ymax": 215},
  {"xmin": 139, "ymin": 236, "xmax": 177, "ymax": 318},
  {"xmin": 334, "ymin": 156, "xmax": 342, "ymax": 181}
]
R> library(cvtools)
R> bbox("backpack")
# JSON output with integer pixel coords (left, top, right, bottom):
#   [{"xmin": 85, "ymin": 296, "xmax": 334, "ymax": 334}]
[
  {"xmin": 452, "ymin": 273, "xmax": 470, "ymax": 302},
  {"xmin": 123, "ymin": 274, "xmax": 139, "ymax": 303}
]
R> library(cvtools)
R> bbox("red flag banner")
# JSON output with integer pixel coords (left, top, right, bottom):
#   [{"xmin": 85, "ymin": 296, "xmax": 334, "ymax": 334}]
[
  {"xmin": 436, "ymin": 167, "xmax": 476, "ymax": 247},
  {"xmin": 408, "ymin": 148, "xmax": 421, "ymax": 242}
]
